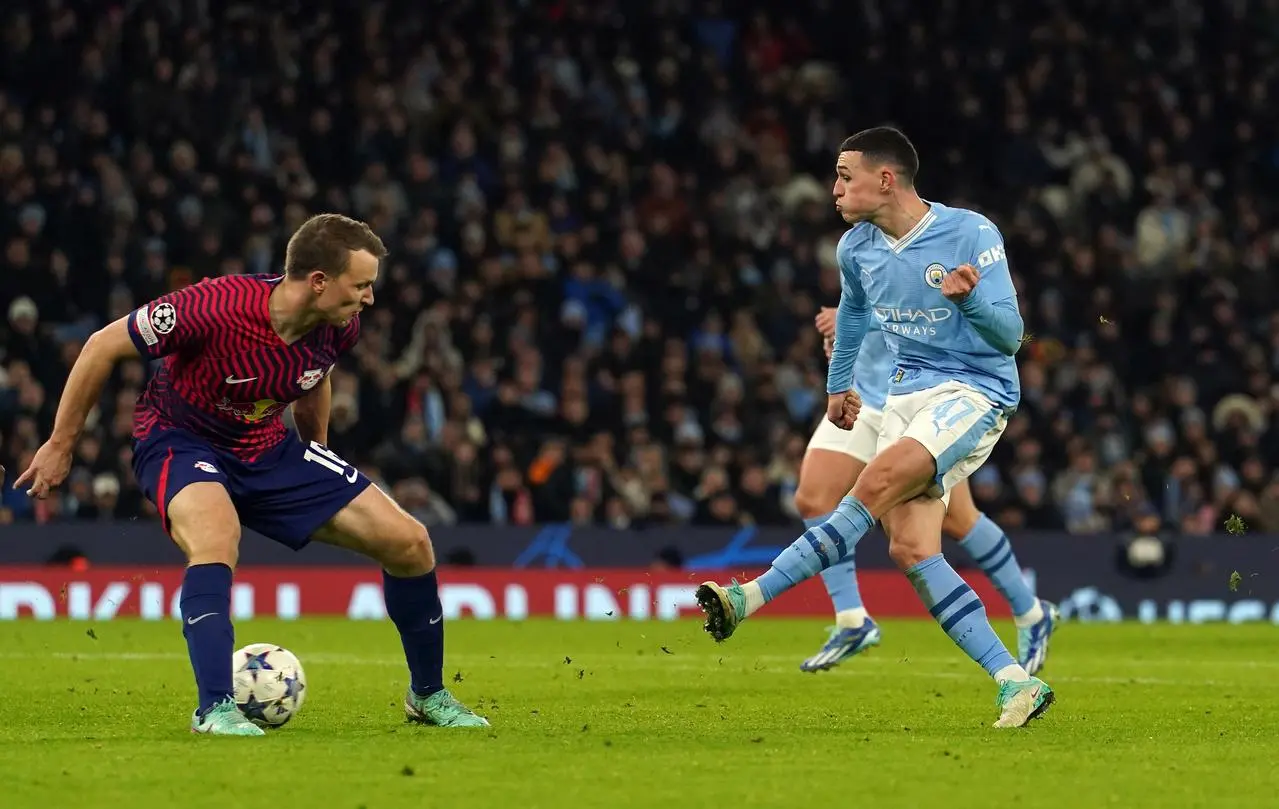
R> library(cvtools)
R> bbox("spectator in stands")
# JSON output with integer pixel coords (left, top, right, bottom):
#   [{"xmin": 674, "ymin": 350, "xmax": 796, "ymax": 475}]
[{"xmin": 0, "ymin": 0, "xmax": 1275, "ymax": 537}]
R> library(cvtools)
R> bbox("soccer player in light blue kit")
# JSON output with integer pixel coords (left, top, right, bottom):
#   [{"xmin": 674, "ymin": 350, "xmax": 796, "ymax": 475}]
[
  {"xmin": 696, "ymin": 127, "xmax": 1054, "ymax": 727},
  {"xmin": 796, "ymin": 312, "xmax": 1059, "ymax": 674}
]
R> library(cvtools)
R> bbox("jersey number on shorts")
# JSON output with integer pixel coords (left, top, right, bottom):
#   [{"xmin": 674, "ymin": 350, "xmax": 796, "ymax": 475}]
[
  {"xmin": 302, "ymin": 441, "xmax": 359, "ymax": 483},
  {"xmin": 930, "ymin": 397, "xmax": 977, "ymax": 434}
]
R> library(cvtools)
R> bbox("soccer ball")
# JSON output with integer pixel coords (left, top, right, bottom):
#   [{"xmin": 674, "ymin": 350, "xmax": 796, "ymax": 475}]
[{"xmin": 232, "ymin": 643, "xmax": 308, "ymax": 728}]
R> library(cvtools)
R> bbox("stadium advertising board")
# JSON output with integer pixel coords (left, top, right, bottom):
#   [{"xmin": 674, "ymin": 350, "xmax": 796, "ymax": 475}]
[
  {"xmin": 0, "ymin": 524, "xmax": 1270, "ymax": 622},
  {"xmin": 0, "ymin": 561, "xmax": 1274, "ymax": 624}
]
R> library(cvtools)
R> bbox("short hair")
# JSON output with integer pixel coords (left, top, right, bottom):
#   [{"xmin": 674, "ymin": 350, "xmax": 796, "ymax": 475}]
[
  {"xmin": 284, "ymin": 213, "xmax": 388, "ymax": 278},
  {"xmin": 839, "ymin": 127, "xmax": 919, "ymax": 186}
]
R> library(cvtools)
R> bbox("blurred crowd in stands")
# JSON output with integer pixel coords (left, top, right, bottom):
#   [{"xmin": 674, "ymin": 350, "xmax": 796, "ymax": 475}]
[{"xmin": 2, "ymin": 0, "xmax": 1278, "ymax": 536}]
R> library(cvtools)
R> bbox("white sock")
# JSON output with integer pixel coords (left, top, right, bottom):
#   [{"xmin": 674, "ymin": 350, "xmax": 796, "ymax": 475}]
[
  {"xmin": 741, "ymin": 580, "xmax": 765, "ymax": 617},
  {"xmin": 994, "ymin": 663, "xmax": 1030, "ymax": 683},
  {"xmin": 834, "ymin": 608, "xmax": 868, "ymax": 629},
  {"xmin": 1014, "ymin": 599, "xmax": 1045, "ymax": 628}
]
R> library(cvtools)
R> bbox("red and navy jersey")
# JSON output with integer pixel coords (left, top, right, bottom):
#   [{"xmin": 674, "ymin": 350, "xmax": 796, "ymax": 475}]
[{"xmin": 127, "ymin": 274, "xmax": 360, "ymax": 461}]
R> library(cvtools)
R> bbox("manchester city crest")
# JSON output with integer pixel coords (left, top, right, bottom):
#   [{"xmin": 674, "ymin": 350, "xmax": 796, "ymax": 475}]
[{"xmin": 925, "ymin": 263, "xmax": 946, "ymax": 289}]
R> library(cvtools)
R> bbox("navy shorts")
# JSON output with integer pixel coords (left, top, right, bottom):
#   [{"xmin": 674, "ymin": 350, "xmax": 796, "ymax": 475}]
[{"xmin": 132, "ymin": 428, "xmax": 372, "ymax": 550}]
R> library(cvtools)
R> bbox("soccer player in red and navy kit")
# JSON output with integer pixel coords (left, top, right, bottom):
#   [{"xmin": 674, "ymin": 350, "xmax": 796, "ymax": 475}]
[{"xmin": 14, "ymin": 214, "xmax": 487, "ymax": 735}]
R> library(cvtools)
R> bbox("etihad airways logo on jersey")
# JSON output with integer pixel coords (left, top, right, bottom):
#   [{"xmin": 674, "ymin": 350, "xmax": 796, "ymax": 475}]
[
  {"xmin": 874, "ymin": 306, "xmax": 952, "ymax": 338},
  {"xmin": 976, "ymin": 244, "xmax": 1006, "ymax": 268}
]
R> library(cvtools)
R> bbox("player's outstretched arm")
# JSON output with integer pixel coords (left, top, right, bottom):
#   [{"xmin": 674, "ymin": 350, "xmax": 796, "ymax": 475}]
[
  {"xmin": 292, "ymin": 375, "xmax": 332, "ymax": 446},
  {"xmin": 13, "ymin": 317, "xmax": 139, "ymax": 497}
]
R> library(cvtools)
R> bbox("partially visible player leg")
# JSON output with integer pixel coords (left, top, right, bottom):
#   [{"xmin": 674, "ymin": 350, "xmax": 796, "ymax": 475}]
[
  {"xmin": 698, "ymin": 382, "xmax": 1055, "ymax": 724},
  {"xmin": 310, "ymin": 485, "xmax": 488, "ymax": 728},
  {"xmin": 698, "ymin": 387, "xmax": 958, "ymax": 640},
  {"xmin": 885, "ymin": 496, "xmax": 1017, "ymax": 678},
  {"xmin": 132, "ymin": 433, "xmax": 263, "ymax": 736},
  {"xmin": 943, "ymin": 482, "xmax": 1059, "ymax": 674},
  {"xmin": 883, "ymin": 384, "xmax": 1053, "ymax": 726},
  {"xmin": 166, "ymin": 484, "xmax": 263, "ymax": 736},
  {"xmin": 235, "ymin": 438, "xmax": 486, "ymax": 727},
  {"xmin": 883, "ymin": 493, "xmax": 1049, "ymax": 727},
  {"xmin": 795, "ymin": 416, "xmax": 880, "ymax": 672},
  {"xmin": 697, "ymin": 436, "xmax": 928, "ymax": 641}
]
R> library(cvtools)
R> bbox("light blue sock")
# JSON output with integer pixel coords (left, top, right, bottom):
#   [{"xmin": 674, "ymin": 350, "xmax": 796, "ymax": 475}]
[
  {"xmin": 810, "ymin": 514, "xmax": 864, "ymax": 613},
  {"xmin": 757, "ymin": 497, "xmax": 874, "ymax": 602},
  {"xmin": 907, "ymin": 554, "xmax": 1016, "ymax": 678},
  {"xmin": 956, "ymin": 514, "xmax": 1037, "ymax": 617}
]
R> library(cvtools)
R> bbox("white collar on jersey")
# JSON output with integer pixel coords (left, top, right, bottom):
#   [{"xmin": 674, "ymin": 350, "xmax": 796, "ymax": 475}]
[{"xmin": 881, "ymin": 201, "xmax": 937, "ymax": 254}]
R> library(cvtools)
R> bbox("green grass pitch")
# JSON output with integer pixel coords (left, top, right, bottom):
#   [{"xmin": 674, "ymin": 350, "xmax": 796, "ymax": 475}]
[{"xmin": 1, "ymin": 618, "xmax": 1275, "ymax": 808}]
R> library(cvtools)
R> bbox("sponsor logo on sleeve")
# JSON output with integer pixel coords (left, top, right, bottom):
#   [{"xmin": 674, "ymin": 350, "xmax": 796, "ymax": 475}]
[
  {"xmin": 135, "ymin": 306, "xmax": 158, "ymax": 346},
  {"xmin": 297, "ymin": 369, "xmax": 325, "ymax": 390}
]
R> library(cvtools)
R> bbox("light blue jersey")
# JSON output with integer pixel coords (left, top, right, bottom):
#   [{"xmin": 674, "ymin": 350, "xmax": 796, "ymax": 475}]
[
  {"xmin": 828, "ymin": 202, "xmax": 1023, "ymax": 409},
  {"xmin": 851, "ymin": 328, "xmax": 891, "ymax": 411}
]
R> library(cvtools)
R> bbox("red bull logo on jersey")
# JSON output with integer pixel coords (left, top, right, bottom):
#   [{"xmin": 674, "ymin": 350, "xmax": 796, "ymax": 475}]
[
  {"xmin": 297, "ymin": 369, "xmax": 325, "ymax": 391},
  {"xmin": 216, "ymin": 397, "xmax": 285, "ymax": 423}
]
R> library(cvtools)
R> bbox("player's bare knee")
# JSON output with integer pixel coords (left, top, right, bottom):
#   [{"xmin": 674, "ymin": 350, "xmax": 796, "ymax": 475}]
[
  {"xmin": 850, "ymin": 469, "xmax": 895, "ymax": 515},
  {"xmin": 166, "ymin": 483, "xmax": 240, "ymax": 567},
  {"xmin": 853, "ymin": 442, "xmax": 935, "ymax": 514},
  {"xmin": 794, "ymin": 486, "xmax": 842, "ymax": 520},
  {"xmin": 883, "ymin": 496, "xmax": 945, "ymax": 571},
  {"xmin": 378, "ymin": 518, "xmax": 435, "ymax": 577},
  {"xmin": 942, "ymin": 508, "xmax": 978, "ymax": 540},
  {"xmin": 888, "ymin": 533, "xmax": 933, "ymax": 571},
  {"xmin": 171, "ymin": 519, "xmax": 240, "ymax": 567},
  {"xmin": 796, "ymin": 450, "xmax": 862, "ymax": 518}
]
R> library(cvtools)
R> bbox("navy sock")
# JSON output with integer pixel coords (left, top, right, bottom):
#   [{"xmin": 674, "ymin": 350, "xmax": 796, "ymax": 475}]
[
  {"xmin": 383, "ymin": 569, "xmax": 445, "ymax": 698},
  {"xmin": 180, "ymin": 563, "xmax": 235, "ymax": 715}
]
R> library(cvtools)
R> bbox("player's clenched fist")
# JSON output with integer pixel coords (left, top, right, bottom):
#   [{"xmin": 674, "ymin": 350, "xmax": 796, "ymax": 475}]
[
  {"xmin": 814, "ymin": 306, "xmax": 837, "ymax": 339},
  {"xmin": 941, "ymin": 263, "xmax": 980, "ymax": 303},
  {"xmin": 826, "ymin": 390, "xmax": 861, "ymax": 430}
]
